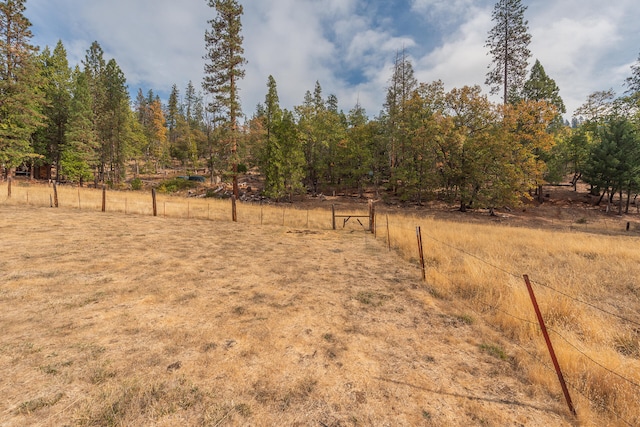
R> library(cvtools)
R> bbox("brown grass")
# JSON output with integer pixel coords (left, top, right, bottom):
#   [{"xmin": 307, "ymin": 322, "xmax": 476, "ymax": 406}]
[
  {"xmin": 383, "ymin": 210, "xmax": 640, "ymax": 426},
  {"xmin": 0, "ymin": 182, "xmax": 573, "ymax": 427},
  {"xmin": 1, "ymin": 181, "xmax": 638, "ymax": 426}
]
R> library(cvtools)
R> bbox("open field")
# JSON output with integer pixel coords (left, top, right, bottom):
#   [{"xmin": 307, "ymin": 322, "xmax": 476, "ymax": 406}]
[{"xmin": 1, "ymin": 181, "xmax": 640, "ymax": 426}]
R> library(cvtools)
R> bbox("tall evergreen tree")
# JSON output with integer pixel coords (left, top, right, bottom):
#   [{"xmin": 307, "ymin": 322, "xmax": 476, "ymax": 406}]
[
  {"xmin": 0, "ymin": 0, "xmax": 45, "ymax": 175},
  {"xmin": 384, "ymin": 49, "xmax": 417, "ymax": 193},
  {"xmin": 81, "ymin": 42, "xmax": 130, "ymax": 183},
  {"xmin": 583, "ymin": 116, "xmax": 640, "ymax": 213},
  {"xmin": 522, "ymin": 59, "xmax": 565, "ymax": 121},
  {"xmin": 36, "ymin": 40, "xmax": 71, "ymax": 180},
  {"xmin": 102, "ymin": 58, "xmax": 130, "ymax": 182},
  {"xmin": 203, "ymin": 0, "xmax": 246, "ymax": 197},
  {"xmin": 485, "ymin": 0, "xmax": 532, "ymax": 105},
  {"xmin": 134, "ymin": 88, "xmax": 148, "ymax": 126},
  {"xmin": 62, "ymin": 66, "xmax": 98, "ymax": 183},
  {"xmin": 82, "ymin": 42, "xmax": 107, "ymax": 181}
]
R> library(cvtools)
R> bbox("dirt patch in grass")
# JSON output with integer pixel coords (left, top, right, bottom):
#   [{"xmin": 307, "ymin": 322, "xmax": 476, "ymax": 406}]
[{"xmin": 0, "ymin": 205, "xmax": 572, "ymax": 426}]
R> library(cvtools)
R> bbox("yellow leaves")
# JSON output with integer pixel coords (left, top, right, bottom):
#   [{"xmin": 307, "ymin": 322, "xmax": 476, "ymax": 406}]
[
  {"xmin": 502, "ymin": 100, "xmax": 557, "ymax": 153},
  {"xmin": 149, "ymin": 99, "xmax": 167, "ymax": 143}
]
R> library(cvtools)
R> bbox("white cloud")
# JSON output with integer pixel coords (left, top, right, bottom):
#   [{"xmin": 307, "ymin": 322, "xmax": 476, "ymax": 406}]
[
  {"xmin": 26, "ymin": 0, "xmax": 640, "ymax": 120},
  {"xmin": 527, "ymin": 0, "xmax": 639, "ymax": 116},
  {"xmin": 414, "ymin": 9, "xmax": 492, "ymax": 91},
  {"xmin": 411, "ymin": 0, "xmax": 479, "ymax": 22}
]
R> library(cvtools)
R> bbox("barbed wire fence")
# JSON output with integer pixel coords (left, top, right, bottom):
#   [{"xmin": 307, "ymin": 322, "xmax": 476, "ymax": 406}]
[
  {"xmin": 3, "ymin": 182, "xmax": 639, "ymax": 424},
  {"xmin": 379, "ymin": 217, "xmax": 640, "ymax": 426}
]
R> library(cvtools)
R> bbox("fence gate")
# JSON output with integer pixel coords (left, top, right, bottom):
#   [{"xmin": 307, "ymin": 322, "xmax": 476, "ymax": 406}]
[{"xmin": 331, "ymin": 200, "xmax": 375, "ymax": 233}]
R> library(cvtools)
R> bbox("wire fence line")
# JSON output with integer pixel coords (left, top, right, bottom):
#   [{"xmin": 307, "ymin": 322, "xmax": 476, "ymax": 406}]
[
  {"xmin": 3, "ymin": 182, "xmax": 639, "ymax": 424},
  {"xmin": 377, "ymin": 216, "xmax": 639, "ymax": 425},
  {"xmin": 387, "ymin": 218, "xmax": 640, "ymax": 329},
  {"xmin": 0, "ymin": 181, "xmax": 354, "ymax": 230}
]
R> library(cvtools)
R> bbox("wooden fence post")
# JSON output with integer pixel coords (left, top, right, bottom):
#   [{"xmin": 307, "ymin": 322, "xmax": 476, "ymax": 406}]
[
  {"xmin": 368, "ymin": 200, "xmax": 375, "ymax": 234},
  {"xmin": 151, "ymin": 188, "xmax": 157, "ymax": 217},
  {"xmin": 231, "ymin": 195, "xmax": 237, "ymax": 222},
  {"xmin": 53, "ymin": 183, "xmax": 59, "ymax": 208},
  {"xmin": 7, "ymin": 177, "xmax": 11, "ymax": 198},
  {"xmin": 102, "ymin": 185, "xmax": 106, "ymax": 212},
  {"xmin": 386, "ymin": 215, "xmax": 390, "ymax": 251},
  {"xmin": 523, "ymin": 275, "xmax": 577, "ymax": 416},
  {"xmin": 332, "ymin": 204, "xmax": 336, "ymax": 230}
]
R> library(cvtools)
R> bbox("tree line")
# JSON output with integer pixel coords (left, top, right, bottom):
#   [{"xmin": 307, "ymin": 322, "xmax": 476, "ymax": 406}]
[{"xmin": 1, "ymin": 0, "xmax": 639, "ymax": 212}]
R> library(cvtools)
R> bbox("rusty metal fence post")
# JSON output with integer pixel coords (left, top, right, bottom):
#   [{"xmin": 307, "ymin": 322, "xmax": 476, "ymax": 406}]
[
  {"xmin": 416, "ymin": 226, "xmax": 426, "ymax": 281},
  {"xmin": 523, "ymin": 275, "xmax": 576, "ymax": 416}
]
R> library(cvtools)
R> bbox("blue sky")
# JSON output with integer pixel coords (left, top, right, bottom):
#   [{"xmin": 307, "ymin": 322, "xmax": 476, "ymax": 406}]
[{"xmin": 26, "ymin": 0, "xmax": 640, "ymax": 119}]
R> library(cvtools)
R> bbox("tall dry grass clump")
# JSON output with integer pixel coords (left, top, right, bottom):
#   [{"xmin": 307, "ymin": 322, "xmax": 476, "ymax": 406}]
[{"xmin": 383, "ymin": 211, "xmax": 640, "ymax": 426}]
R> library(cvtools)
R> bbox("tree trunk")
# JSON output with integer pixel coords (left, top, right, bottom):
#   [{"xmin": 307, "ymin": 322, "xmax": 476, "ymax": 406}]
[
  {"xmin": 625, "ymin": 187, "xmax": 631, "ymax": 214},
  {"xmin": 537, "ymin": 184, "xmax": 544, "ymax": 203},
  {"xmin": 618, "ymin": 188, "xmax": 623, "ymax": 216}
]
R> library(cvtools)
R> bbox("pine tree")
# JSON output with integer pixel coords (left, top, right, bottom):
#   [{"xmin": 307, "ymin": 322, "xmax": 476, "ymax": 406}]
[
  {"xmin": 342, "ymin": 102, "xmax": 375, "ymax": 197},
  {"xmin": 485, "ymin": 0, "xmax": 532, "ymax": 105},
  {"xmin": 522, "ymin": 59, "xmax": 565, "ymax": 118},
  {"xmin": 102, "ymin": 58, "xmax": 130, "ymax": 182},
  {"xmin": 384, "ymin": 49, "xmax": 417, "ymax": 194},
  {"xmin": 62, "ymin": 66, "xmax": 98, "ymax": 184},
  {"xmin": 37, "ymin": 40, "xmax": 72, "ymax": 180},
  {"xmin": 0, "ymin": 0, "xmax": 45, "ymax": 175},
  {"xmin": 81, "ymin": 42, "xmax": 131, "ymax": 183},
  {"xmin": 584, "ymin": 116, "xmax": 640, "ymax": 213},
  {"xmin": 258, "ymin": 76, "xmax": 305, "ymax": 200},
  {"xmin": 203, "ymin": 0, "xmax": 246, "ymax": 197}
]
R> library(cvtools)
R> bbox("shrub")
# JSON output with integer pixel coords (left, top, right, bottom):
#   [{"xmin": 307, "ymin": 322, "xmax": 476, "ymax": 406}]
[
  {"xmin": 157, "ymin": 178, "xmax": 198, "ymax": 193},
  {"xmin": 130, "ymin": 178, "xmax": 142, "ymax": 191}
]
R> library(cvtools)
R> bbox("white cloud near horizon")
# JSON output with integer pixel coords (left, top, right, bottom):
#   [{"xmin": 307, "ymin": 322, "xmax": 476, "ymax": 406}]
[{"xmin": 26, "ymin": 0, "xmax": 640, "ymax": 119}]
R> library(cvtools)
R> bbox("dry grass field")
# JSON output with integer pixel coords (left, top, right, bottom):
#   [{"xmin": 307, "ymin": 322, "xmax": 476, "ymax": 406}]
[{"xmin": 1, "ymin": 181, "xmax": 639, "ymax": 426}]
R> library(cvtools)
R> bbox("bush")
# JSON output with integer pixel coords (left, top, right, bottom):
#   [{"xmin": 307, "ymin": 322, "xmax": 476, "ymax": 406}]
[
  {"xmin": 157, "ymin": 178, "xmax": 198, "ymax": 193},
  {"xmin": 130, "ymin": 178, "xmax": 142, "ymax": 191}
]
